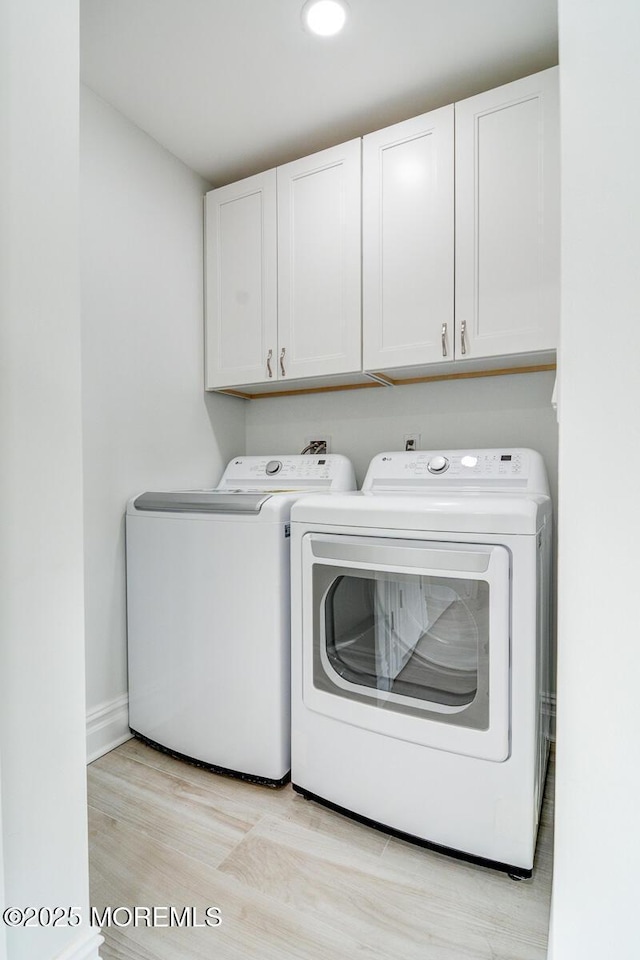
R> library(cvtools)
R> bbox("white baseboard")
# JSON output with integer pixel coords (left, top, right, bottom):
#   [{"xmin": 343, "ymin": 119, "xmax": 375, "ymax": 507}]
[
  {"xmin": 53, "ymin": 930, "xmax": 104, "ymax": 960},
  {"xmin": 86, "ymin": 694, "xmax": 132, "ymax": 763}
]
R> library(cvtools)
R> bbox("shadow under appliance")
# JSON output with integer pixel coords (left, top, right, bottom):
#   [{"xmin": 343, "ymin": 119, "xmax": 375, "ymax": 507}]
[
  {"xmin": 290, "ymin": 448, "xmax": 552, "ymax": 875},
  {"xmin": 126, "ymin": 454, "xmax": 356, "ymax": 786}
]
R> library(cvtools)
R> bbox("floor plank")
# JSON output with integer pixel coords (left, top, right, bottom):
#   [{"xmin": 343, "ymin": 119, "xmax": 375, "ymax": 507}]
[
  {"xmin": 89, "ymin": 749, "xmax": 257, "ymax": 869},
  {"xmin": 217, "ymin": 815, "xmax": 548, "ymax": 960},
  {"xmin": 89, "ymin": 804, "xmax": 390, "ymax": 960},
  {"xmin": 89, "ymin": 739, "xmax": 553, "ymax": 960}
]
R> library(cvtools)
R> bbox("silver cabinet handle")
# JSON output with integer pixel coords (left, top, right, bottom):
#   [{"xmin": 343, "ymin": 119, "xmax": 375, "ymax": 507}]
[
  {"xmin": 441, "ymin": 322, "xmax": 448, "ymax": 357},
  {"xmin": 279, "ymin": 347, "xmax": 286, "ymax": 377},
  {"xmin": 266, "ymin": 349, "xmax": 273, "ymax": 378},
  {"xmin": 461, "ymin": 319, "xmax": 467, "ymax": 356}
]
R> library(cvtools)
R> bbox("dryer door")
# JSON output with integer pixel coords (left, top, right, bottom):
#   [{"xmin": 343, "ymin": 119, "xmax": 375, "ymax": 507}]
[{"xmin": 301, "ymin": 533, "xmax": 510, "ymax": 761}]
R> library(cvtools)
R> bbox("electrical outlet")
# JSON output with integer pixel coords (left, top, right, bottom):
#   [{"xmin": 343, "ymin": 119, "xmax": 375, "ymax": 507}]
[
  {"xmin": 404, "ymin": 433, "xmax": 420, "ymax": 452},
  {"xmin": 303, "ymin": 435, "xmax": 331, "ymax": 454}
]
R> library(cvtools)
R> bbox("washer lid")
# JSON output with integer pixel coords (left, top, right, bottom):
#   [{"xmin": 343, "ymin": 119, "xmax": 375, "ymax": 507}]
[{"xmin": 132, "ymin": 491, "xmax": 272, "ymax": 514}]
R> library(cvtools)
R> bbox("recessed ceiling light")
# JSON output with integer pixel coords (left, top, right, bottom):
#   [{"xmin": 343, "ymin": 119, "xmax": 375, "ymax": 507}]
[{"xmin": 302, "ymin": 0, "xmax": 349, "ymax": 37}]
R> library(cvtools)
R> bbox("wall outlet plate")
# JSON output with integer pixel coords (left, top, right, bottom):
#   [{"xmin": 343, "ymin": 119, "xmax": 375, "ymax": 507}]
[{"xmin": 403, "ymin": 433, "xmax": 421, "ymax": 452}]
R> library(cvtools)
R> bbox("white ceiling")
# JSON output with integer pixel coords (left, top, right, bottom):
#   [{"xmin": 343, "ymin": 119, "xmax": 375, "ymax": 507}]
[{"xmin": 80, "ymin": 0, "xmax": 558, "ymax": 187}]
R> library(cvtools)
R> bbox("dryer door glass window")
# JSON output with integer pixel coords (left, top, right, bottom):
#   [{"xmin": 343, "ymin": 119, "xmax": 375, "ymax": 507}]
[
  {"xmin": 306, "ymin": 534, "xmax": 511, "ymax": 733},
  {"xmin": 304, "ymin": 533, "xmax": 511, "ymax": 751},
  {"xmin": 324, "ymin": 573, "xmax": 487, "ymax": 708}
]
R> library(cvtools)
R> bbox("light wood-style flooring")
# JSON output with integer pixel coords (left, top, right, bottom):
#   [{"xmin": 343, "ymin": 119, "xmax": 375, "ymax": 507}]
[{"xmin": 88, "ymin": 738, "xmax": 554, "ymax": 959}]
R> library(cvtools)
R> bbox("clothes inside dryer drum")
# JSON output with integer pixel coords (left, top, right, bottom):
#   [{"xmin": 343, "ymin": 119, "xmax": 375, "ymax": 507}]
[
  {"xmin": 373, "ymin": 579, "xmax": 457, "ymax": 680},
  {"xmin": 325, "ymin": 575, "xmax": 487, "ymax": 707}
]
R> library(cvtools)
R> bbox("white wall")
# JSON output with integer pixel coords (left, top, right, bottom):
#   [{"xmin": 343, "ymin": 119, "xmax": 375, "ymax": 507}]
[
  {"xmin": 246, "ymin": 371, "xmax": 558, "ymax": 495},
  {"xmin": 0, "ymin": 2, "xmax": 99, "ymax": 958},
  {"xmin": 80, "ymin": 88, "xmax": 245, "ymax": 757},
  {"xmin": 550, "ymin": 1, "xmax": 640, "ymax": 958}
]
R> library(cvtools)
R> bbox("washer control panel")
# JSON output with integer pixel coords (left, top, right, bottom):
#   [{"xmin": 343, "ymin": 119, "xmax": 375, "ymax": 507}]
[
  {"xmin": 363, "ymin": 448, "xmax": 548, "ymax": 495},
  {"xmin": 218, "ymin": 454, "xmax": 356, "ymax": 491}
]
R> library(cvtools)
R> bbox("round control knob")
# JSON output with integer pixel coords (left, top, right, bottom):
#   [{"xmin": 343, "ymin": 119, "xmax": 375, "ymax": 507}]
[
  {"xmin": 428, "ymin": 455, "xmax": 449, "ymax": 474},
  {"xmin": 265, "ymin": 460, "xmax": 282, "ymax": 476}
]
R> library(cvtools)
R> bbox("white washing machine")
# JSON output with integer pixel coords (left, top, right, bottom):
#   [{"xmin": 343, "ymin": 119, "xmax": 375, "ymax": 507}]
[
  {"xmin": 126, "ymin": 454, "xmax": 355, "ymax": 786},
  {"xmin": 290, "ymin": 448, "xmax": 552, "ymax": 876}
]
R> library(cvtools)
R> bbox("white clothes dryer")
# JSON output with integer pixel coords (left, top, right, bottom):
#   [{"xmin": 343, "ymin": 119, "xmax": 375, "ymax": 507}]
[
  {"xmin": 290, "ymin": 448, "xmax": 552, "ymax": 876},
  {"xmin": 126, "ymin": 454, "xmax": 355, "ymax": 786}
]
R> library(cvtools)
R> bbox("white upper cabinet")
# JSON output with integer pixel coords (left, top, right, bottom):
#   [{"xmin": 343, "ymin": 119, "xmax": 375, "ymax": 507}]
[
  {"xmin": 277, "ymin": 139, "xmax": 362, "ymax": 381},
  {"xmin": 455, "ymin": 67, "xmax": 559, "ymax": 360},
  {"xmin": 363, "ymin": 106, "xmax": 455, "ymax": 371},
  {"xmin": 205, "ymin": 170, "xmax": 277, "ymax": 389},
  {"xmin": 204, "ymin": 69, "xmax": 559, "ymax": 394}
]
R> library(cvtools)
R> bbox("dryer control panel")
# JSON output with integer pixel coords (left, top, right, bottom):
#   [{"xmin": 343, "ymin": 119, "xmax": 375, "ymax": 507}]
[{"xmin": 363, "ymin": 448, "xmax": 549, "ymax": 496}]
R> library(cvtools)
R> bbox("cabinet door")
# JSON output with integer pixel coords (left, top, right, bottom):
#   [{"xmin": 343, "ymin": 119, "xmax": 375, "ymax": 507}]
[
  {"xmin": 277, "ymin": 140, "xmax": 361, "ymax": 381},
  {"xmin": 363, "ymin": 106, "xmax": 454, "ymax": 371},
  {"xmin": 205, "ymin": 170, "xmax": 277, "ymax": 389},
  {"xmin": 455, "ymin": 68, "xmax": 559, "ymax": 360}
]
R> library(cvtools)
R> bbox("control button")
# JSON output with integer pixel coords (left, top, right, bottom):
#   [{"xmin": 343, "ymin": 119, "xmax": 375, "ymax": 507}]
[
  {"xmin": 265, "ymin": 460, "xmax": 282, "ymax": 476},
  {"xmin": 428, "ymin": 455, "xmax": 449, "ymax": 474}
]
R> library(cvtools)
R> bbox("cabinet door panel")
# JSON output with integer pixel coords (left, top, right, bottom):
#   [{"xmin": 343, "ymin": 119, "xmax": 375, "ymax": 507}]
[
  {"xmin": 205, "ymin": 171, "xmax": 277, "ymax": 388},
  {"xmin": 363, "ymin": 106, "xmax": 454, "ymax": 371},
  {"xmin": 277, "ymin": 140, "xmax": 361, "ymax": 380},
  {"xmin": 455, "ymin": 68, "xmax": 559, "ymax": 359}
]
